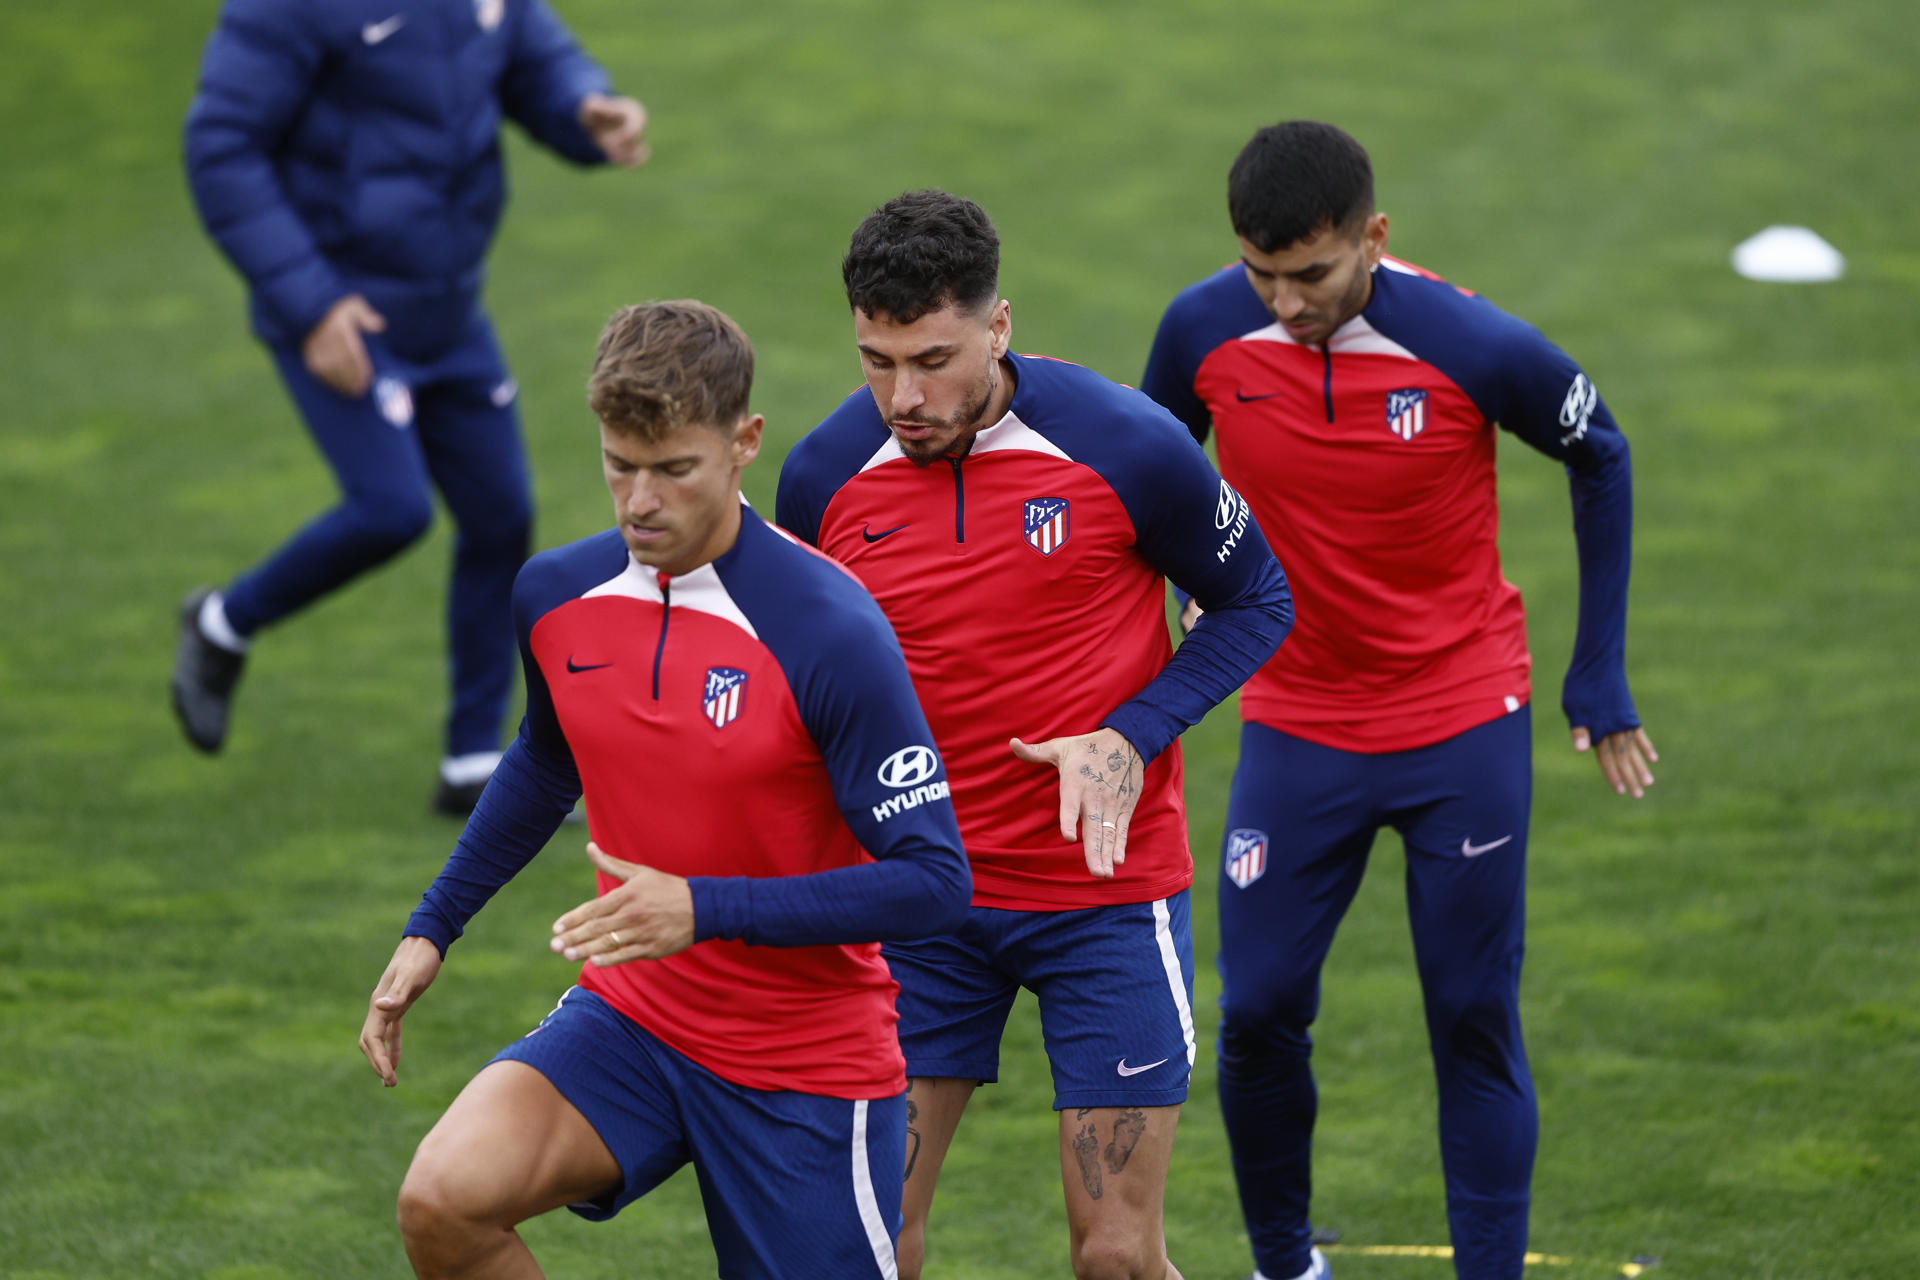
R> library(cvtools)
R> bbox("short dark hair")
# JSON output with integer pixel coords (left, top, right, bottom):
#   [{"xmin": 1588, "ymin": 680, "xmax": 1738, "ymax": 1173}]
[
  {"xmin": 842, "ymin": 189, "xmax": 999, "ymax": 324},
  {"xmin": 1228, "ymin": 121, "xmax": 1375, "ymax": 253},
  {"xmin": 587, "ymin": 300, "xmax": 754, "ymax": 440}
]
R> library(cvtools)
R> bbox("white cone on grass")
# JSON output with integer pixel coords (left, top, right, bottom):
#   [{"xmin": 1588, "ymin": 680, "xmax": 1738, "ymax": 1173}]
[{"xmin": 1731, "ymin": 226, "xmax": 1845, "ymax": 282}]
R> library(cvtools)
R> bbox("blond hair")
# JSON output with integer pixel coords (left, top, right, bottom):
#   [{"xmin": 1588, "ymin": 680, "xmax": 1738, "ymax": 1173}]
[{"xmin": 587, "ymin": 300, "xmax": 754, "ymax": 439}]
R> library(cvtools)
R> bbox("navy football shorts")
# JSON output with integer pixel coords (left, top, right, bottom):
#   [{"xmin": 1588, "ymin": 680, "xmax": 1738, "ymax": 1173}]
[
  {"xmin": 493, "ymin": 987, "xmax": 905, "ymax": 1279},
  {"xmin": 882, "ymin": 890, "xmax": 1196, "ymax": 1110}
]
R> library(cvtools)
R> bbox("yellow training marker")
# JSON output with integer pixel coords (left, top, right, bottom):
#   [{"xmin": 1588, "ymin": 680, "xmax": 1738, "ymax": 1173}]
[{"xmin": 1323, "ymin": 1244, "xmax": 1651, "ymax": 1276}]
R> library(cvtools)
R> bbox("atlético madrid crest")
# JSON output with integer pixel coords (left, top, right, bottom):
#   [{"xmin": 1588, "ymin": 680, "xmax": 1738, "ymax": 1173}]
[
  {"xmin": 1386, "ymin": 388, "xmax": 1428, "ymax": 441},
  {"xmin": 373, "ymin": 376, "xmax": 414, "ymax": 429},
  {"xmin": 702, "ymin": 667, "xmax": 747, "ymax": 729},
  {"xmin": 1224, "ymin": 828, "xmax": 1268, "ymax": 889},
  {"xmin": 1024, "ymin": 497, "xmax": 1070, "ymax": 556}
]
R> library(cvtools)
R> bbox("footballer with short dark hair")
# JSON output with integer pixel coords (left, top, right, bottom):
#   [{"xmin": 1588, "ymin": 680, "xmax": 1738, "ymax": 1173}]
[{"xmin": 1143, "ymin": 120, "xmax": 1658, "ymax": 1280}]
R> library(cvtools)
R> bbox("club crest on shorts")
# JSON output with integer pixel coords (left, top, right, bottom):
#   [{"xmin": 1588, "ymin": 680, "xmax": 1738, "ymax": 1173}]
[
  {"xmin": 1024, "ymin": 497, "xmax": 1070, "ymax": 556},
  {"xmin": 1386, "ymin": 388, "xmax": 1428, "ymax": 441},
  {"xmin": 702, "ymin": 667, "xmax": 748, "ymax": 729},
  {"xmin": 1224, "ymin": 828, "xmax": 1268, "ymax": 889},
  {"xmin": 373, "ymin": 376, "xmax": 414, "ymax": 428},
  {"xmin": 474, "ymin": 0, "xmax": 505, "ymax": 31}
]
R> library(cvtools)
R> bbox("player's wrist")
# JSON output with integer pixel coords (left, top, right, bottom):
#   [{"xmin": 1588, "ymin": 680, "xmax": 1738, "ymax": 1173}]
[{"xmin": 400, "ymin": 924, "xmax": 455, "ymax": 960}]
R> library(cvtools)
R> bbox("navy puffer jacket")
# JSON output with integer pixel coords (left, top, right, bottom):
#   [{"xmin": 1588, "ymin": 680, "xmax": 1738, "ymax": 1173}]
[{"xmin": 186, "ymin": 0, "xmax": 612, "ymax": 360}]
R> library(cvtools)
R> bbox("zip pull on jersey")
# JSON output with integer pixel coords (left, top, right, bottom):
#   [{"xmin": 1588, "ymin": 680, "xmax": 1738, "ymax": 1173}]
[
  {"xmin": 947, "ymin": 455, "xmax": 966, "ymax": 543},
  {"xmin": 651, "ymin": 571, "xmax": 672, "ymax": 700}
]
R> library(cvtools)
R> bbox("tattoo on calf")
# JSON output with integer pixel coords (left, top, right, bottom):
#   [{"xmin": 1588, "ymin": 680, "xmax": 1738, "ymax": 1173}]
[
  {"xmin": 1105, "ymin": 1108, "xmax": 1146, "ymax": 1175},
  {"xmin": 1071, "ymin": 1123, "xmax": 1103, "ymax": 1199},
  {"xmin": 904, "ymin": 1094, "xmax": 921, "ymax": 1181}
]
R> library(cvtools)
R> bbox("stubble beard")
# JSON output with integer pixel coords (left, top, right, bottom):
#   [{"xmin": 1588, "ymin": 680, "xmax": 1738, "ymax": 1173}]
[
  {"xmin": 895, "ymin": 364, "xmax": 1000, "ymax": 468},
  {"xmin": 1279, "ymin": 258, "xmax": 1375, "ymax": 347},
  {"xmin": 1320, "ymin": 261, "xmax": 1375, "ymax": 341}
]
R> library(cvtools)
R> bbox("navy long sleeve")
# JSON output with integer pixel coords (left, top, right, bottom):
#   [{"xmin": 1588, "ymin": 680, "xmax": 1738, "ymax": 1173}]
[
  {"xmin": 404, "ymin": 731, "xmax": 581, "ymax": 956},
  {"xmin": 1099, "ymin": 428, "xmax": 1294, "ymax": 763}
]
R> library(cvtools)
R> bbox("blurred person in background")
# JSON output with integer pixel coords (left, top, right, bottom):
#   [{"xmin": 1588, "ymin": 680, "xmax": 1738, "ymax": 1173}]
[
  {"xmin": 173, "ymin": 0, "xmax": 646, "ymax": 814},
  {"xmin": 1142, "ymin": 120, "xmax": 1657, "ymax": 1280}
]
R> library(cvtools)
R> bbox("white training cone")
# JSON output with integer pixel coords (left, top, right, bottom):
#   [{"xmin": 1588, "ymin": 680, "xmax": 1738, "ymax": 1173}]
[{"xmin": 1731, "ymin": 226, "xmax": 1845, "ymax": 283}]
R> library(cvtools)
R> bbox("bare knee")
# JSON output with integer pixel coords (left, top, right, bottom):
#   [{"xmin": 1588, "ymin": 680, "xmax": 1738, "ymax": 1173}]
[
  {"xmin": 1071, "ymin": 1227, "xmax": 1166, "ymax": 1280},
  {"xmin": 897, "ymin": 1251, "xmax": 924, "ymax": 1280},
  {"xmin": 396, "ymin": 1149, "xmax": 510, "ymax": 1278},
  {"xmin": 896, "ymin": 1221, "xmax": 926, "ymax": 1280}
]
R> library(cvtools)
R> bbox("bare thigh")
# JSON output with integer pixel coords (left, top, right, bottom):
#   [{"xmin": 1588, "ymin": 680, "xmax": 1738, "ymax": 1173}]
[
  {"xmin": 1058, "ymin": 1103, "xmax": 1184, "ymax": 1278},
  {"xmin": 404, "ymin": 1059, "xmax": 623, "ymax": 1227}
]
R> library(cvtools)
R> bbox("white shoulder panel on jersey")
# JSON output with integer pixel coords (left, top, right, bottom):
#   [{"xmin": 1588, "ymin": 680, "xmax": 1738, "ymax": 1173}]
[
  {"xmin": 857, "ymin": 433, "xmax": 907, "ymax": 474},
  {"xmin": 1327, "ymin": 316, "xmax": 1418, "ymax": 360},
  {"xmin": 968, "ymin": 411, "xmax": 1072, "ymax": 461},
  {"xmin": 581, "ymin": 553, "xmax": 760, "ymax": 640},
  {"xmin": 856, "ymin": 409, "xmax": 1072, "ymax": 472},
  {"xmin": 1237, "ymin": 315, "xmax": 1418, "ymax": 362},
  {"xmin": 1238, "ymin": 321, "xmax": 1295, "ymax": 347}
]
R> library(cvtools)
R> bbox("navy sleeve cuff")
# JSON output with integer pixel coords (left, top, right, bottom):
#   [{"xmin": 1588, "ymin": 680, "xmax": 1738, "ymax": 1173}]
[
  {"xmin": 402, "ymin": 910, "xmax": 462, "ymax": 958},
  {"xmin": 1101, "ymin": 705, "xmax": 1177, "ymax": 767},
  {"xmin": 687, "ymin": 876, "xmax": 746, "ymax": 944}
]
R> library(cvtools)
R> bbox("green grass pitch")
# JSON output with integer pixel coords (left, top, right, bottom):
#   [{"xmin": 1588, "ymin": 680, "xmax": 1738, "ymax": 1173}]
[{"xmin": 2, "ymin": 1, "xmax": 1916, "ymax": 1276}]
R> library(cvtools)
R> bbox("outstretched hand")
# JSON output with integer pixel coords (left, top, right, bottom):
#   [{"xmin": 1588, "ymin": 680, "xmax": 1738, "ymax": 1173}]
[
  {"xmin": 578, "ymin": 93, "xmax": 649, "ymax": 167},
  {"xmin": 550, "ymin": 842, "xmax": 694, "ymax": 965},
  {"xmin": 1572, "ymin": 724, "xmax": 1659, "ymax": 798},
  {"xmin": 1009, "ymin": 728, "xmax": 1145, "ymax": 880},
  {"xmin": 359, "ymin": 935, "xmax": 443, "ymax": 1087}
]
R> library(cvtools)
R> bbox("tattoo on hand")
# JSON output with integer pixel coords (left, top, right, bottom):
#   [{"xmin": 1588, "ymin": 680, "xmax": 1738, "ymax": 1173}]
[
  {"xmin": 1071, "ymin": 1123, "xmax": 1103, "ymax": 1199},
  {"xmin": 1105, "ymin": 1107, "xmax": 1146, "ymax": 1175}
]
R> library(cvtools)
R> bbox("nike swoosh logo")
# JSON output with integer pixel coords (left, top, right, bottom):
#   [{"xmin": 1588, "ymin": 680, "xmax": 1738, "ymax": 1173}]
[
  {"xmin": 1235, "ymin": 388, "xmax": 1283, "ymax": 402},
  {"xmin": 362, "ymin": 15, "xmax": 406, "ymax": 44},
  {"xmin": 1461, "ymin": 835, "xmax": 1513, "ymax": 857},
  {"xmin": 862, "ymin": 523, "xmax": 908, "ymax": 543},
  {"xmin": 1116, "ymin": 1057, "xmax": 1169, "ymax": 1078},
  {"xmin": 566, "ymin": 656, "xmax": 613, "ymax": 674}
]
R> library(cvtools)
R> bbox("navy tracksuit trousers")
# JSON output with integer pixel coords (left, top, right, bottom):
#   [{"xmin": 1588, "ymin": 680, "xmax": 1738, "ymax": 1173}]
[
  {"xmin": 1216, "ymin": 707, "xmax": 1537, "ymax": 1280},
  {"xmin": 221, "ymin": 313, "xmax": 530, "ymax": 758}
]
